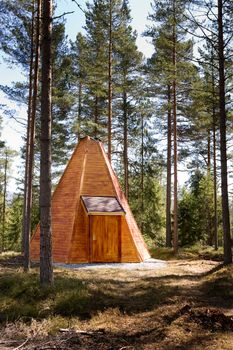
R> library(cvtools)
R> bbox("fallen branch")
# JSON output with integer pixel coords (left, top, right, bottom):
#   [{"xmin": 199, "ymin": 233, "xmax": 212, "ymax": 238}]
[
  {"xmin": 59, "ymin": 328, "xmax": 105, "ymax": 335},
  {"xmin": 12, "ymin": 338, "xmax": 29, "ymax": 350}
]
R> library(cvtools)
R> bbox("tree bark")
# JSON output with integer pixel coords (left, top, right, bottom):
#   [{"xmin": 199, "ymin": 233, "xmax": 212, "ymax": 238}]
[
  {"xmin": 123, "ymin": 90, "xmax": 129, "ymax": 199},
  {"xmin": 40, "ymin": 0, "xmax": 53, "ymax": 285},
  {"xmin": 94, "ymin": 95, "xmax": 98, "ymax": 138},
  {"xmin": 108, "ymin": 0, "xmax": 113, "ymax": 162},
  {"xmin": 24, "ymin": 0, "xmax": 41, "ymax": 273},
  {"xmin": 141, "ymin": 113, "xmax": 144, "ymax": 234},
  {"xmin": 166, "ymin": 85, "xmax": 172, "ymax": 247},
  {"xmin": 213, "ymin": 114, "xmax": 218, "ymax": 250},
  {"xmin": 172, "ymin": 0, "xmax": 178, "ymax": 253},
  {"xmin": 1, "ymin": 151, "xmax": 8, "ymax": 252},
  {"xmin": 207, "ymin": 130, "xmax": 211, "ymax": 172},
  {"xmin": 77, "ymin": 81, "xmax": 82, "ymax": 140},
  {"xmin": 218, "ymin": 0, "xmax": 232, "ymax": 264},
  {"xmin": 206, "ymin": 130, "xmax": 213, "ymax": 245},
  {"xmin": 211, "ymin": 50, "xmax": 218, "ymax": 250},
  {"xmin": 22, "ymin": 0, "xmax": 35, "ymax": 256}
]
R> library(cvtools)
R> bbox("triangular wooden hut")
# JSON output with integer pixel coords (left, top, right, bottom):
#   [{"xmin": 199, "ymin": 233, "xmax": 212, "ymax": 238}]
[{"xmin": 30, "ymin": 136, "xmax": 150, "ymax": 263}]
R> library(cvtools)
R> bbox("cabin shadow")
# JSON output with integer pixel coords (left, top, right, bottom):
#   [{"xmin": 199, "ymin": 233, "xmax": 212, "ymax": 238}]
[
  {"xmin": 0, "ymin": 270, "xmax": 176, "ymax": 323},
  {"xmin": 53, "ymin": 274, "xmax": 177, "ymax": 319}
]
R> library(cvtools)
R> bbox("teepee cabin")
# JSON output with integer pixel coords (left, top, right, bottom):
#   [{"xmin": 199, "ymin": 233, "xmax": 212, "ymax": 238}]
[{"xmin": 30, "ymin": 137, "xmax": 150, "ymax": 263}]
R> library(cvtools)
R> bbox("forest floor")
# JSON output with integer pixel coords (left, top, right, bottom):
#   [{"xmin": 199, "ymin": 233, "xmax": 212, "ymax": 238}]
[{"xmin": 0, "ymin": 250, "xmax": 233, "ymax": 349}]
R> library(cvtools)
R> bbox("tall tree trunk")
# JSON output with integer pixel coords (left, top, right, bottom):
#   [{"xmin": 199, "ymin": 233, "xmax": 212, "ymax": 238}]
[
  {"xmin": 141, "ymin": 113, "xmax": 144, "ymax": 234},
  {"xmin": 206, "ymin": 130, "xmax": 212, "ymax": 245},
  {"xmin": 218, "ymin": 0, "xmax": 232, "ymax": 264},
  {"xmin": 207, "ymin": 130, "xmax": 211, "ymax": 172},
  {"xmin": 24, "ymin": 0, "xmax": 41, "ymax": 272},
  {"xmin": 213, "ymin": 114, "xmax": 218, "ymax": 250},
  {"xmin": 108, "ymin": 0, "xmax": 113, "ymax": 162},
  {"xmin": 1, "ymin": 151, "xmax": 8, "ymax": 252},
  {"xmin": 22, "ymin": 0, "xmax": 35, "ymax": 255},
  {"xmin": 166, "ymin": 85, "xmax": 172, "ymax": 247},
  {"xmin": 211, "ymin": 54, "xmax": 218, "ymax": 251},
  {"xmin": 123, "ymin": 90, "xmax": 129, "ymax": 199},
  {"xmin": 172, "ymin": 0, "xmax": 178, "ymax": 253},
  {"xmin": 40, "ymin": 0, "xmax": 53, "ymax": 285}
]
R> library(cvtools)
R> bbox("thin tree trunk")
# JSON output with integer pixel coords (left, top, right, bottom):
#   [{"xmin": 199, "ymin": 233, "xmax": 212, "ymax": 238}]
[
  {"xmin": 172, "ymin": 0, "xmax": 178, "ymax": 253},
  {"xmin": 77, "ymin": 81, "xmax": 82, "ymax": 140},
  {"xmin": 40, "ymin": 0, "xmax": 53, "ymax": 285},
  {"xmin": 141, "ymin": 113, "xmax": 144, "ymax": 234},
  {"xmin": 1, "ymin": 151, "xmax": 8, "ymax": 252},
  {"xmin": 207, "ymin": 130, "xmax": 211, "ymax": 172},
  {"xmin": 24, "ymin": 0, "xmax": 41, "ymax": 272},
  {"xmin": 206, "ymin": 130, "xmax": 212, "ymax": 245},
  {"xmin": 211, "ymin": 49, "xmax": 218, "ymax": 250},
  {"xmin": 213, "ymin": 115, "xmax": 218, "ymax": 250},
  {"xmin": 166, "ymin": 85, "xmax": 172, "ymax": 247},
  {"xmin": 123, "ymin": 90, "xmax": 129, "ymax": 199},
  {"xmin": 218, "ymin": 0, "xmax": 232, "ymax": 264},
  {"xmin": 22, "ymin": 1, "xmax": 35, "ymax": 255},
  {"xmin": 94, "ymin": 95, "xmax": 98, "ymax": 138},
  {"xmin": 108, "ymin": 0, "xmax": 113, "ymax": 162}
]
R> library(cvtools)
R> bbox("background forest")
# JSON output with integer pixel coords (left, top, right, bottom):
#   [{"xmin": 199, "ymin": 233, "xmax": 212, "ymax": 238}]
[{"xmin": 0, "ymin": 0, "xmax": 232, "ymax": 259}]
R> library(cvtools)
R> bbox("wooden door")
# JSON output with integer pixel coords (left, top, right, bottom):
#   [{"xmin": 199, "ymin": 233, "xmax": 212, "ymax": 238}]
[{"xmin": 90, "ymin": 215, "xmax": 120, "ymax": 262}]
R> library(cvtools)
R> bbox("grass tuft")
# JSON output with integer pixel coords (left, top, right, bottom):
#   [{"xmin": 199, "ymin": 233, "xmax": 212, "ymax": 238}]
[{"xmin": 150, "ymin": 245, "xmax": 224, "ymax": 261}]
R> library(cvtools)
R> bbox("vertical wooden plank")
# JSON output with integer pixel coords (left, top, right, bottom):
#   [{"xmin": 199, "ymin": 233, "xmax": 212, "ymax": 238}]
[
  {"xmin": 89, "ymin": 216, "xmax": 93, "ymax": 263},
  {"xmin": 118, "ymin": 216, "xmax": 121, "ymax": 262},
  {"xmin": 91, "ymin": 215, "xmax": 119, "ymax": 262},
  {"xmin": 88, "ymin": 215, "xmax": 90, "ymax": 262}
]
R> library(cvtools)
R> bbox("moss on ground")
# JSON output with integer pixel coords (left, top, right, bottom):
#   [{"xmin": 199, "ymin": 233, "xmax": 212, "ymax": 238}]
[{"xmin": 149, "ymin": 245, "xmax": 224, "ymax": 261}]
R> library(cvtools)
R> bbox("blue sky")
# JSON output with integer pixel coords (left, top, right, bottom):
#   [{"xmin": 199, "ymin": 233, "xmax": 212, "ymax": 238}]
[
  {"xmin": 0, "ymin": 0, "xmax": 153, "ymax": 85},
  {"xmin": 58, "ymin": 0, "xmax": 153, "ymax": 55}
]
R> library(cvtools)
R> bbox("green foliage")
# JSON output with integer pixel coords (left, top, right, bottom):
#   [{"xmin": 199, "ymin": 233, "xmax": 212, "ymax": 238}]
[
  {"xmin": 0, "ymin": 146, "xmax": 18, "ymax": 251},
  {"xmin": 130, "ymin": 168, "xmax": 165, "ymax": 244},
  {"xmin": 178, "ymin": 171, "xmax": 221, "ymax": 246},
  {"xmin": 5, "ymin": 195, "xmax": 23, "ymax": 251}
]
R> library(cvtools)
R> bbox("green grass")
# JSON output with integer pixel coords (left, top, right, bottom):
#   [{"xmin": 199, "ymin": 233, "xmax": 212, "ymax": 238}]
[
  {"xmin": 149, "ymin": 245, "xmax": 224, "ymax": 261},
  {"xmin": 0, "ymin": 272, "xmax": 89, "ymax": 323},
  {"xmin": 1, "ymin": 252, "xmax": 233, "ymax": 348},
  {"xmin": 0, "ymin": 268, "xmax": 176, "ymax": 326},
  {"xmin": 201, "ymin": 264, "xmax": 233, "ymax": 303}
]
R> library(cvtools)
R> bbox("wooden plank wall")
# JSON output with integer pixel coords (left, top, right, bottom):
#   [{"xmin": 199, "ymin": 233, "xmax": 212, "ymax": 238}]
[
  {"xmin": 31, "ymin": 137, "xmax": 150, "ymax": 263},
  {"xmin": 68, "ymin": 202, "xmax": 89, "ymax": 262},
  {"xmin": 69, "ymin": 139, "xmax": 116, "ymax": 263},
  {"xmin": 30, "ymin": 139, "xmax": 87, "ymax": 262},
  {"xmin": 99, "ymin": 142, "xmax": 151, "ymax": 262}
]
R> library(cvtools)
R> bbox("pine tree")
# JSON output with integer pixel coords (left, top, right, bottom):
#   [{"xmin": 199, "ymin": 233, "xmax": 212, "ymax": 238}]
[
  {"xmin": 40, "ymin": 0, "xmax": 53, "ymax": 286},
  {"xmin": 188, "ymin": 0, "xmax": 233, "ymax": 262},
  {"xmin": 113, "ymin": 0, "xmax": 143, "ymax": 199},
  {"xmin": 146, "ymin": 0, "xmax": 198, "ymax": 250},
  {"xmin": 0, "ymin": 146, "xmax": 17, "ymax": 252}
]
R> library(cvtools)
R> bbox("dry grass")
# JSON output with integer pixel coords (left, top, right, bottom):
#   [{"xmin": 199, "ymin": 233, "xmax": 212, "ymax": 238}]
[{"xmin": 0, "ymin": 254, "xmax": 233, "ymax": 349}]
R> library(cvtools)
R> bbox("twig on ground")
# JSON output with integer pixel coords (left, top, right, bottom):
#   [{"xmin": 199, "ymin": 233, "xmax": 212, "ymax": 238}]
[
  {"xmin": 59, "ymin": 328, "xmax": 105, "ymax": 335},
  {"xmin": 12, "ymin": 338, "xmax": 29, "ymax": 350}
]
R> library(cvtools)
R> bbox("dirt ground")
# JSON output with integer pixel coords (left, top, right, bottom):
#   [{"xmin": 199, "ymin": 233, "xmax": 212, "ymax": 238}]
[{"xmin": 0, "ymin": 258, "xmax": 233, "ymax": 350}]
